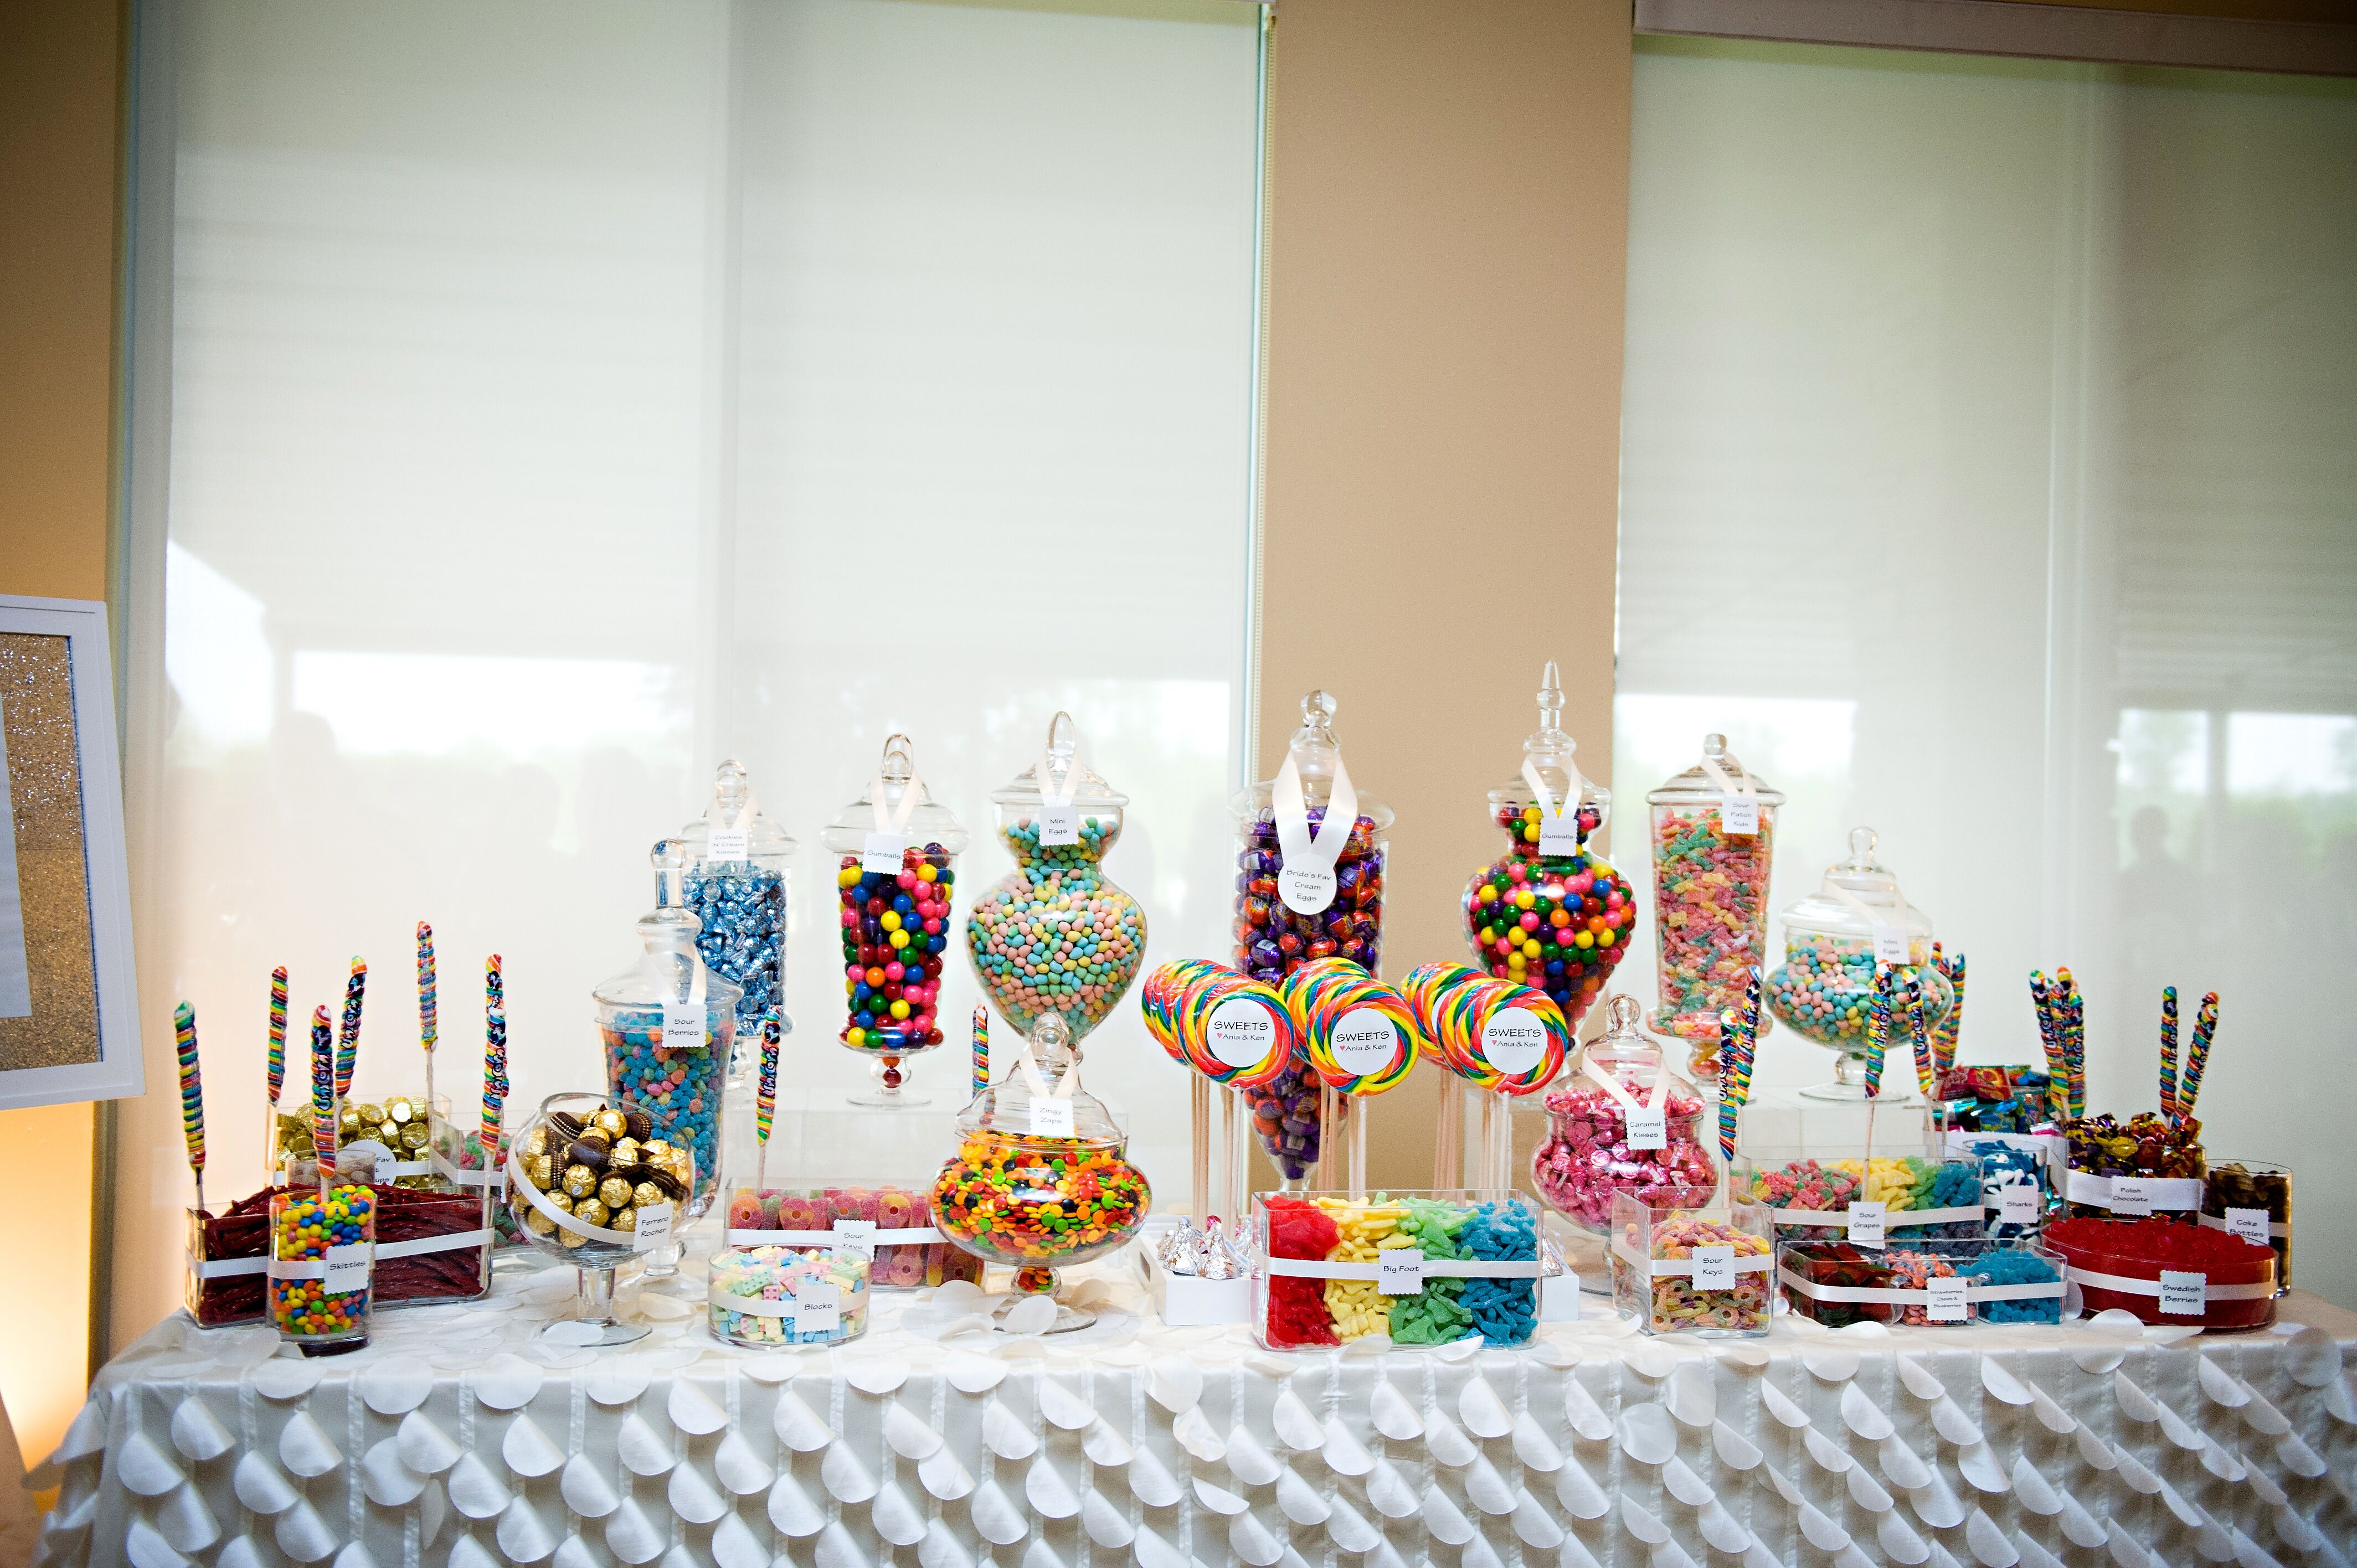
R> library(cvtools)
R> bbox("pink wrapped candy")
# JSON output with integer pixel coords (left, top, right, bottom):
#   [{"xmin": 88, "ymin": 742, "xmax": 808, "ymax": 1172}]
[{"xmin": 1531, "ymin": 1084, "xmax": 1717, "ymax": 1231}]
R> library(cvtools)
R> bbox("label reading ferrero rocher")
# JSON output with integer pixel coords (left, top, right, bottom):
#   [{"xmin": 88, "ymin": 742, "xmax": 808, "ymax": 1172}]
[{"xmin": 634, "ymin": 1202, "xmax": 675, "ymax": 1253}]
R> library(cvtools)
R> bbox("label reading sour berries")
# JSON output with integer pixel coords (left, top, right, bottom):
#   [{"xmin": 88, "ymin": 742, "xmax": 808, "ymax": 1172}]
[
  {"xmin": 2158, "ymin": 1271, "xmax": 2206, "ymax": 1316},
  {"xmin": 1208, "ymin": 997, "xmax": 1281, "ymax": 1070},
  {"xmin": 1330, "ymin": 1009, "xmax": 1399, "ymax": 1076},
  {"xmin": 1480, "ymin": 1014, "xmax": 1549, "ymax": 1076}
]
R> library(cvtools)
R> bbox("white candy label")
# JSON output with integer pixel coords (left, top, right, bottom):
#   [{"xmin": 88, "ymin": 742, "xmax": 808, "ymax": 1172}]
[
  {"xmin": 375, "ymin": 1153, "xmax": 397, "ymax": 1184},
  {"xmin": 795, "ymin": 1280, "xmax": 841, "ymax": 1335},
  {"xmin": 662, "ymin": 1002, "xmax": 703, "ymax": 1049},
  {"xmin": 1037, "ymin": 804, "xmax": 1080, "ymax": 847},
  {"xmin": 1717, "ymin": 793, "xmax": 1760, "ymax": 837},
  {"xmin": 706, "ymin": 828, "xmax": 750, "ymax": 862},
  {"xmin": 1847, "ymin": 1201, "xmax": 1886, "ymax": 1247},
  {"xmin": 1377, "ymin": 1251, "xmax": 1425, "ymax": 1295},
  {"xmin": 1925, "ymin": 1276, "xmax": 1968, "ymax": 1323},
  {"xmin": 1480, "ymin": 1014, "xmax": 1550, "ymax": 1076},
  {"xmin": 2107, "ymin": 1177, "xmax": 2154, "ymax": 1218},
  {"xmin": 1330, "ymin": 1009, "xmax": 1400, "ymax": 1077},
  {"xmin": 1542, "ymin": 1269, "xmax": 1581, "ymax": 1322},
  {"xmin": 1030, "ymin": 1098, "xmax": 1076, "ymax": 1138},
  {"xmin": 1692, "ymin": 1245, "xmax": 1736, "ymax": 1291},
  {"xmin": 862, "ymin": 831, "xmax": 907, "ymax": 875},
  {"xmin": 1537, "ymin": 811, "xmax": 1582, "ymax": 855},
  {"xmin": 1208, "ymin": 997, "xmax": 1282, "ymax": 1070},
  {"xmin": 634, "ymin": 1201, "xmax": 675, "ymax": 1254},
  {"xmin": 323, "ymin": 1243, "xmax": 372, "ymax": 1296},
  {"xmin": 2224, "ymin": 1207, "xmax": 2271, "ymax": 1246},
  {"xmin": 1998, "ymin": 1188, "xmax": 2042, "ymax": 1227},
  {"xmin": 1277, "ymin": 862, "xmax": 1338, "ymax": 915},
  {"xmin": 2159, "ymin": 1270, "xmax": 2206, "ymax": 1316},
  {"xmin": 1870, "ymin": 922, "xmax": 1909, "ymax": 964},
  {"xmin": 831, "ymin": 1220, "xmax": 877, "ymax": 1255},
  {"xmin": 1624, "ymin": 1106, "xmax": 1668, "ymax": 1151}
]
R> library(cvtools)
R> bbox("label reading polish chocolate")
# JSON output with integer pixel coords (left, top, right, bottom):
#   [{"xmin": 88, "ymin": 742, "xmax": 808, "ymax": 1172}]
[{"xmin": 2107, "ymin": 1177, "xmax": 2154, "ymax": 1218}]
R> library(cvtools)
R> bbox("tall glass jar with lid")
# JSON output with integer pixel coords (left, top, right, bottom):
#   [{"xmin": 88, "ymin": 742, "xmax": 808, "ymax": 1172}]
[
  {"xmin": 966, "ymin": 712, "xmax": 1145, "ymax": 1043},
  {"xmin": 1229, "ymin": 691, "xmax": 1391, "ymax": 1185},
  {"xmin": 1766, "ymin": 827, "xmax": 1951, "ymax": 1100},
  {"xmin": 1461, "ymin": 661, "xmax": 1635, "ymax": 1035},
  {"xmin": 1645, "ymin": 735, "xmax": 1786, "ymax": 1077},
  {"xmin": 675, "ymin": 759, "xmax": 794, "ymax": 1044},
  {"xmin": 819, "ymin": 734, "xmax": 969, "ymax": 1105}
]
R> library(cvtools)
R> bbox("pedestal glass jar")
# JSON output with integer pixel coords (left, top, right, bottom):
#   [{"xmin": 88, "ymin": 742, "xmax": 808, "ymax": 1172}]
[
  {"xmin": 967, "ymin": 713, "xmax": 1145, "ymax": 1042},
  {"xmin": 596, "ymin": 840, "xmax": 740, "ymax": 1230},
  {"xmin": 820, "ymin": 734, "xmax": 968, "ymax": 1104},
  {"xmin": 932, "ymin": 1014, "xmax": 1151, "ymax": 1301},
  {"xmin": 677, "ymin": 759, "xmax": 794, "ymax": 1040},
  {"xmin": 1645, "ymin": 734, "xmax": 1785, "ymax": 1074},
  {"xmin": 1765, "ymin": 828, "xmax": 1951, "ymax": 1101},
  {"xmin": 505, "ymin": 1091, "xmax": 693, "ymax": 1345},
  {"xmin": 1231, "ymin": 692, "xmax": 1391, "ymax": 1183},
  {"xmin": 1462, "ymin": 662, "xmax": 1635, "ymax": 1035},
  {"xmin": 1532, "ymin": 995, "xmax": 1717, "ymax": 1236}
]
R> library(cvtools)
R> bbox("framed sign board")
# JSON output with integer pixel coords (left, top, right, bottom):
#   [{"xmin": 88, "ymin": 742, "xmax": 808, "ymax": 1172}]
[{"xmin": 0, "ymin": 595, "xmax": 143, "ymax": 1110}]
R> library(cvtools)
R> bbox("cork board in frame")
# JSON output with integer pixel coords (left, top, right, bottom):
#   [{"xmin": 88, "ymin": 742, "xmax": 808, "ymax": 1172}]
[{"xmin": 0, "ymin": 595, "xmax": 143, "ymax": 1110}]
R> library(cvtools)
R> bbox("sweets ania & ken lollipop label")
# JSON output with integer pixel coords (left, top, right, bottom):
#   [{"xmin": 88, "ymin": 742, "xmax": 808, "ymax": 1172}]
[
  {"xmin": 1209, "ymin": 996, "xmax": 1283, "ymax": 1070},
  {"xmin": 1330, "ymin": 1008, "xmax": 1402, "ymax": 1075},
  {"xmin": 1480, "ymin": 1013, "xmax": 1550, "ymax": 1076}
]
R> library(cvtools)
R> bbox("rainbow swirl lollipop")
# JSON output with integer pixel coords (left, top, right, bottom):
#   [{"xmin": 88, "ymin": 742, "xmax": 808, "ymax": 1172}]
[
  {"xmin": 1175, "ymin": 969, "xmax": 1295, "ymax": 1090},
  {"xmin": 1282, "ymin": 957, "xmax": 1418, "ymax": 1097},
  {"xmin": 1402, "ymin": 962, "xmax": 1567, "ymax": 1095},
  {"xmin": 1140, "ymin": 959, "xmax": 1226, "ymax": 1066}
]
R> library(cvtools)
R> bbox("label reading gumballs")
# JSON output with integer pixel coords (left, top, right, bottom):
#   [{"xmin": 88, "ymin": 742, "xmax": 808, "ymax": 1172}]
[
  {"xmin": 1278, "ymin": 862, "xmax": 1338, "ymax": 915},
  {"xmin": 1330, "ymin": 1009, "xmax": 1401, "ymax": 1078},
  {"xmin": 1537, "ymin": 810, "xmax": 1581, "ymax": 856},
  {"xmin": 1480, "ymin": 1014, "xmax": 1549, "ymax": 1076},
  {"xmin": 1208, "ymin": 997, "xmax": 1281, "ymax": 1071},
  {"xmin": 1037, "ymin": 804, "xmax": 1080, "ymax": 847},
  {"xmin": 862, "ymin": 831, "xmax": 907, "ymax": 875}
]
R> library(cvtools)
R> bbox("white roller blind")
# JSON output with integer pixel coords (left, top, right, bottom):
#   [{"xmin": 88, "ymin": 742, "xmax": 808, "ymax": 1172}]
[
  {"xmin": 123, "ymin": 0, "xmax": 1262, "ymax": 1334},
  {"xmin": 1613, "ymin": 39, "xmax": 2357, "ymax": 1304}
]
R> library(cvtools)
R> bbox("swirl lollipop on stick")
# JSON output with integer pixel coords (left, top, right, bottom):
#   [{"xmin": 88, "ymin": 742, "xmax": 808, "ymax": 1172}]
[
  {"xmin": 334, "ymin": 957, "xmax": 367, "ymax": 1103},
  {"xmin": 309, "ymin": 1004, "xmax": 336, "ymax": 1192},
  {"xmin": 1282, "ymin": 958, "xmax": 1420, "ymax": 1197},
  {"xmin": 264, "ymin": 964, "xmax": 289, "ymax": 1177},
  {"xmin": 175, "ymin": 1002, "xmax": 207, "ymax": 1214},
  {"xmin": 2160, "ymin": 984, "xmax": 2180, "ymax": 1120},
  {"xmin": 971, "ymin": 1004, "xmax": 989, "ymax": 1100},
  {"xmin": 1716, "ymin": 967, "xmax": 1762, "ymax": 1163},
  {"xmin": 417, "ymin": 922, "xmax": 438, "ymax": 1165},
  {"xmin": 757, "ymin": 1007, "xmax": 780, "ymax": 1191},
  {"xmin": 2179, "ymin": 991, "xmax": 2219, "ymax": 1121},
  {"xmin": 1861, "ymin": 966, "xmax": 1892, "ymax": 1101},
  {"xmin": 480, "ymin": 956, "xmax": 509, "ymax": 1163}
]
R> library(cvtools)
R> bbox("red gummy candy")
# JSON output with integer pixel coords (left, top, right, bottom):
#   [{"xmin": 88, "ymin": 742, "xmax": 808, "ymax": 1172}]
[{"xmin": 1263, "ymin": 1199, "xmax": 1341, "ymax": 1348}]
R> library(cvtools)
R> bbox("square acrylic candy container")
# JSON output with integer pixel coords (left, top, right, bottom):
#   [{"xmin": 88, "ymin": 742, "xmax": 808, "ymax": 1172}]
[
  {"xmin": 723, "ymin": 1184, "xmax": 981, "ymax": 1289},
  {"xmin": 1776, "ymin": 1237, "xmax": 2065, "ymax": 1328},
  {"xmin": 185, "ymin": 1182, "xmax": 493, "ymax": 1327},
  {"xmin": 2044, "ymin": 1216, "xmax": 2276, "ymax": 1332},
  {"xmin": 1251, "ymin": 1191, "xmax": 1547, "ymax": 1351},
  {"xmin": 1609, "ymin": 1195, "xmax": 1773, "ymax": 1337},
  {"xmin": 1733, "ymin": 1151, "xmax": 1993, "ymax": 1246}
]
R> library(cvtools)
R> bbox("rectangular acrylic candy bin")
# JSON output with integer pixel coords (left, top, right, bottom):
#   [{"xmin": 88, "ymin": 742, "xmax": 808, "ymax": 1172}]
[
  {"xmin": 1251, "ymin": 1191, "xmax": 1549, "ymax": 1351},
  {"xmin": 723, "ymin": 1183, "xmax": 981, "ymax": 1290},
  {"xmin": 1608, "ymin": 1195, "xmax": 1773, "ymax": 1337},
  {"xmin": 184, "ymin": 1180, "xmax": 493, "ymax": 1327},
  {"xmin": 1733, "ymin": 1109, "xmax": 2001, "ymax": 1245},
  {"xmin": 2044, "ymin": 1217, "xmax": 2276, "ymax": 1332},
  {"xmin": 1776, "ymin": 1237, "xmax": 2066, "ymax": 1328}
]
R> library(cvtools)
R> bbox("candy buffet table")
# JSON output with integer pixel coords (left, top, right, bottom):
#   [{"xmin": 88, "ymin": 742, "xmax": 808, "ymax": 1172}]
[{"xmin": 34, "ymin": 1258, "xmax": 2357, "ymax": 1568}]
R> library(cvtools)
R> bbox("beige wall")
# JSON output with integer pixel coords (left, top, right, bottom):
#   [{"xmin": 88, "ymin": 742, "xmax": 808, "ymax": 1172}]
[
  {"xmin": 0, "ymin": 0, "xmax": 122, "ymax": 1469},
  {"xmin": 1258, "ymin": 0, "xmax": 1632, "ymax": 1193}
]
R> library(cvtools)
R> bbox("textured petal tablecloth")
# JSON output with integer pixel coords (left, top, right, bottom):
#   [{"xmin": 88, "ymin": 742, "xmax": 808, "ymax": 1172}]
[{"xmin": 32, "ymin": 1258, "xmax": 2357, "ymax": 1568}]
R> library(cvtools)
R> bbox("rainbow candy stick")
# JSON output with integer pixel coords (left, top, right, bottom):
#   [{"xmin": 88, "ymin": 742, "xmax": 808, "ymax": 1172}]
[
  {"xmin": 1715, "ymin": 966, "xmax": 1762, "ymax": 1162},
  {"xmin": 416, "ymin": 923, "xmax": 438, "ymax": 1054},
  {"xmin": 757, "ymin": 1007, "xmax": 780, "ymax": 1189},
  {"xmin": 266, "ymin": 966, "xmax": 289, "ymax": 1107},
  {"xmin": 310, "ymin": 1003, "xmax": 336, "ymax": 1190},
  {"xmin": 2029, "ymin": 972, "xmax": 2065, "ymax": 1123},
  {"xmin": 174, "ymin": 1001, "xmax": 206, "ymax": 1213},
  {"xmin": 2160, "ymin": 985, "xmax": 2180, "ymax": 1120},
  {"xmin": 334, "ymin": 957, "xmax": 367, "ymax": 1102},
  {"xmin": 2179, "ymin": 992, "xmax": 2218, "ymax": 1120},
  {"xmin": 1931, "ymin": 948, "xmax": 1965, "ymax": 1087},
  {"xmin": 971, "ymin": 1004, "xmax": 989, "ymax": 1100},
  {"xmin": 1861, "ymin": 966, "xmax": 1892, "ymax": 1099},
  {"xmin": 481, "ymin": 955, "xmax": 508, "ymax": 1160},
  {"xmin": 1902, "ymin": 971, "xmax": 1928, "ymax": 1098}
]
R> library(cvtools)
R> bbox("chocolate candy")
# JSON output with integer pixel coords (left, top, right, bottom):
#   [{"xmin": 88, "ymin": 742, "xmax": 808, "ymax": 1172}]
[{"xmin": 684, "ymin": 860, "xmax": 786, "ymax": 1031}]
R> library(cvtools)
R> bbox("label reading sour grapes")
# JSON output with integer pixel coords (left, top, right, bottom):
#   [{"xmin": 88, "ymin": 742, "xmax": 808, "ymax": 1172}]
[
  {"xmin": 1846, "ymin": 1201, "xmax": 1886, "ymax": 1247},
  {"xmin": 1330, "ymin": 1009, "xmax": 1400, "ymax": 1076},
  {"xmin": 1480, "ymin": 1014, "xmax": 1550, "ymax": 1076},
  {"xmin": 1208, "ymin": 997, "xmax": 1282, "ymax": 1070}
]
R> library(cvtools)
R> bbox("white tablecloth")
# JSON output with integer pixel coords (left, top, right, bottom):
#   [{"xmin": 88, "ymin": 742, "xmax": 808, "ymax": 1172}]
[{"xmin": 32, "ymin": 1257, "xmax": 2357, "ymax": 1568}]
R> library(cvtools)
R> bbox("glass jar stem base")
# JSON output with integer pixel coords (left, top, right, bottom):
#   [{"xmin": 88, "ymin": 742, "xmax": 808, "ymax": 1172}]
[
  {"xmin": 1011, "ymin": 1266, "xmax": 1059, "ymax": 1295},
  {"xmin": 296, "ymin": 1337, "xmax": 369, "ymax": 1358},
  {"xmin": 848, "ymin": 1055, "xmax": 930, "ymax": 1108},
  {"xmin": 1798, "ymin": 1049, "xmax": 1915, "ymax": 1103}
]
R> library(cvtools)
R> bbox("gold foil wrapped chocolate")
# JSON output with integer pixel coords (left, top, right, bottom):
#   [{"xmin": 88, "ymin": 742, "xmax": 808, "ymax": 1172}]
[{"xmin": 598, "ymin": 1175, "xmax": 632, "ymax": 1208}]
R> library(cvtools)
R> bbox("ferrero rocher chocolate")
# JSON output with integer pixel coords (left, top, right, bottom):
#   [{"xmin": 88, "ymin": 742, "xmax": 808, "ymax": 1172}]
[
  {"xmin": 506, "ymin": 1095, "xmax": 673, "ymax": 1255},
  {"xmin": 527, "ymin": 1209, "xmax": 557, "ymax": 1236},
  {"xmin": 598, "ymin": 1175, "xmax": 632, "ymax": 1208},
  {"xmin": 594, "ymin": 1108, "xmax": 627, "ymax": 1139},
  {"xmin": 568, "ymin": 1136, "xmax": 611, "ymax": 1170},
  {"xmin": 610, "ymin": 1206, "xmax": 637, "ymax": 1233},
  {"xmin": 563, "ymin": 1164, "xmax": 597, "ymax": 1199},
  {"xmin": 524, "ymin": 1127, "xmax": 550, "ymax": 1158},
  {"xmin": 387, "ymin": 1098, "xmax": 416, "ymax": 1125},
  {"xmin": 574, "ymin": 1198, "xmax": 609, "ymax": 1228},
  {"xmin": 632, "ymin": 1180, "xmax": 666, "ymax": 1211},
  {"xmin": 523, "ymin": 1153, "xmax": 553, "ymax": 1188},
  {"xmin": 546, "ymin": 1191, "xmax": 575, "ymax": 1214},
  {"xmin": 611, "ymin": 1138, "xmax": 641, "ymax": 1166}
]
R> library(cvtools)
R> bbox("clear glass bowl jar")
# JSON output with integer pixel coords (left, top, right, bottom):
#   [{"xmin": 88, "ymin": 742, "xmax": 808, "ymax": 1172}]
[
  {"xmin": 932, "ymin": 1014, "xmax": 1151, "ymax": 1297},
  {"xmin": 676, "ymin": 759, "xmax": 795, "ymax": 1039},
  {"xmin": 1231, "ymin": 691, "xmax": 1391, "ymax": 1183},
  {"xmin": 1609, "ymin": 1194, "xmax": 1773, "ymax": 1337},
  {"xmin": 1461, "ymin": 662, "xmax": 1635, "ymax": 1035},
  {"xmin": 820, "ymin": 734, "xmax": 969, "ymax": 1103},
  {"xmin": 1645, "ymin": 734, "xmax": 1785, "ymax": 1066},
  {"xmin": 1532, "ymin": 994, "xmax": 1717, "ymax": 1236},
  {"xmin": 1766, "ymin": 827, "xmax": 1952, "ymax": 1100},
  {"xmin": 708, "ymin": 1246, "xmax": 871, "ymax": 1347},
  {"xmin": 505, "ymin": 1090, "xmax": 693, "ymax": 1344},
  {"xmin": 596, "ymin": 840, "xmax": 740, "ymax": 1224},
  {"xmin": 966, "ymin": 712, "xmax": 1146, "ymax": 1043}
]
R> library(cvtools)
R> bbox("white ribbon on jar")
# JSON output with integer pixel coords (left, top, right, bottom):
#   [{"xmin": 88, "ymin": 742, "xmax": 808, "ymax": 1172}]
[
  {"xmin": 1696, "ymin": 752, "xmax": 1761, "ymax": 838},
  {"xmin": 1272, "ymin": 751, "xmax": 1358, "ymax": 915},
  {"xmin": 1519, "ymin": 759, "xmax": 1588, "ymax": 856},
  {"xmin": 1581, "ymin": 1055, "xmax": 1671, "ymax": 1149},
  {"xmin": 704, "ymin": 781, "xmax": 760, "ymax": 863},
  {"xmin": 863, "ymin": 765, "xmax": 925, "ymax": 873},
  {"xmin": 1827, "ymin": 884, "xmax": 1912, "ymax": 966}
]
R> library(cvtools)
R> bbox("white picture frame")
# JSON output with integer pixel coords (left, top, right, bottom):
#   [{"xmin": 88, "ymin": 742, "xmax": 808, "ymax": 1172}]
[{"xmin": 0, "ymin": 594, "xmax": 145, "ymax": 1110}]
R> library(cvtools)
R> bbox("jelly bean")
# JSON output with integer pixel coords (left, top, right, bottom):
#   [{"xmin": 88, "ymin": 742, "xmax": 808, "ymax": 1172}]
[{"xmin": 602, "ymin": 1015, "xmax": 724, "ymax": 1211}]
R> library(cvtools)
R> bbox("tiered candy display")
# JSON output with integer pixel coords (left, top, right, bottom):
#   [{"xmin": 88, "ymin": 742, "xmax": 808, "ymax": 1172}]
[
  {"xmin": 268, "ymin": 1185, "xmax": 374, "ymax": 1352},
  {"xmin": 680, "ymin": 760, "xmax": 793, "ymax": 1034},
  {"xmin": 1530, "ymin": 996, "xmax": 1715, "ymax": 1232},
  {"xmin": 2045, "ymin": 1216, "xmax": 2276, "ymax": 1330},
  {"xmin": 724, "ymin": 1185, "xmax": 981, "ymax": 1288},
  {"xmin": 708, "ymin": 1247, "xmax": 870, "ymax": 1347},
  {"xmin": 1736, "ymin": 1156, "xmax": 1988, "ymax": 1240},
  {"xmin": 1255, "ymin": 1194, "xmax": 1541, "ymax": 1350},
  {"xmin": 1644, "ymin": 736, "xmax": 1783, "ymax": 1054},
  {"xmin": 1777, "ymin": 1239, "xmax": 2063, "ymax": 1327},
  {"xmin": 1610, "ymin": 1201, "xmax": 1772, "ymax": 1335},
  {"xmin": 506, "ymin": 1098, "xmax": 690, "ymax": 1257}
]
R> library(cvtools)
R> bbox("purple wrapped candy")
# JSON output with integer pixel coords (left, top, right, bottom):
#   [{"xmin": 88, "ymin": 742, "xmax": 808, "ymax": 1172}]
[{"xmin": 1247, "ymin": 1063, "xmax": 1324, "ymax": 1180}]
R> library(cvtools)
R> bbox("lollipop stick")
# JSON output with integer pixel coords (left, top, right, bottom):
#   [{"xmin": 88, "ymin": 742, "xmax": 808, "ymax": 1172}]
[
  {"xmin": 1347, "ymin": 1098, "xmax": 1367, "ymax": 1203},
  {"xmin": 1219, "ymin": 1085, "xmax": 1241, "ymax": 1233},
  {"xmin": 1433, "ymin": 1075, "xmax": 1463, "ymax": 1187},
  {"xmin": 1191, "ymin": 1074, "xmax": 1211, "ymax": 1223}
]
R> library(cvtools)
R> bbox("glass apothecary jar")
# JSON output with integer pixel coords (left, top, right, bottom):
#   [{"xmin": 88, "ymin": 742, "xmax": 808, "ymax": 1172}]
[
  {"xmin": 966, "ymin": 712, "xmax": 1145, "ymax": 1043},
  {"xmin": 932, "ymin": 1014, "xmax": 1151, "ymax": 1299},
  {"xmin": 267, "ymin": 1185, "xmax": 375, "ymax": 1355},
  {"xmin": 505, "ymin": 1091, "xmax": 693, "ymax": 1345},
  {"xmin": 1231, "ymin": 691, "xmax": 1391, "ymax": 1184},
  {"xmin": 820, "ymin": 734, "xmax": 969, "ymax": 1104},
  {"xmin": 1646, "ymin": 734, "xmax": 1784, "ymax": 1069},
  {"xmin": 1462, "ymin": 662, "xmax": 1635, "ymax": 1034},
  {"xmin": 596, "ymin": 840, "xmax": 739, "ymax": 1226},
  {"xmin": 1765, "ymin": 828, "xmax": 1951, "ymax": 1100},
  {"xmin": 1532, "ymin": 995, "xmax": 1717, "ymax": 1236},
  {"xmin": 676, "ymin": 759, "xmax": 794, "ymax": 1039}
]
